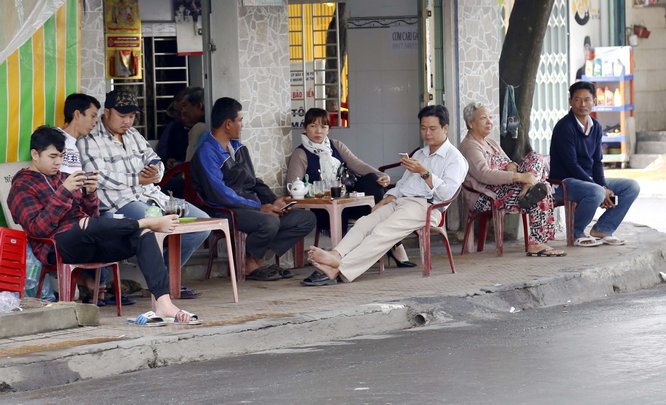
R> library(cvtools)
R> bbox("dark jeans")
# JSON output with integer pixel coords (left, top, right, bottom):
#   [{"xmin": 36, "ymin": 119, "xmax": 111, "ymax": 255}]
[
  {"xmin": 53, "ymin": 217, "xmax": 170, "ymax": 299},
  {"xmin": 228, "ymin": 208, "xmax": 316, "ymax": 259}
]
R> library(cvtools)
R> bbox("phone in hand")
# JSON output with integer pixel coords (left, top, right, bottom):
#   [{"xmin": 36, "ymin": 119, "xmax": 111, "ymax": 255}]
[
  {"xmin": 398, "ymin": 152, "xmax": 409, "ymax": 159},
  {"xmin": 147, "ymin": 158, "xmax": 161, "ymax": 166},
  {"xmin": 84, "ymin": 171, "xmax": 95, "ymax": 177},
  {"xmin": 612, "ymin": 195, "xmax": 619, "ymax": 205},
  {"xmin": 281, "ymin": 201, "xmax": 298, "ymax": 212}
]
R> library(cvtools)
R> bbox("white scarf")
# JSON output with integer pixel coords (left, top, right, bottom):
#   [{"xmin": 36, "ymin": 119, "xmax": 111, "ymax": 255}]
[{"xmin": 300, "ymin": 134, "xmax": 341, "ymax": 183}]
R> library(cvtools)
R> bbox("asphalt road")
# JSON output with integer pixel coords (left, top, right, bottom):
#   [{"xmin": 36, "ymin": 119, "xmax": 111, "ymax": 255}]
[{"xmin": 5, "ymin": 284, "xmax": 666, "ymax": 404}]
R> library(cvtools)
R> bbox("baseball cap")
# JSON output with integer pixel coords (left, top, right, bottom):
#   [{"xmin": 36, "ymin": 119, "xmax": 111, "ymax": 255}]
[{"xmin": 105, "ymin": 90, "xmax": 140, "ymax": 114}]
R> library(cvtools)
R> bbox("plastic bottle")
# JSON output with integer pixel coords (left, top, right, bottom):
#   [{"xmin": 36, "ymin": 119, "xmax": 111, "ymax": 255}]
[
  {"xmin": 0, "ymin": 291, "xmax": 21, "ymax": 313},
  {"xmin": 614, "ymin": 89, "xmax": 623, "ymax": 106},
  {"xmin": 604, "ymin": 87, "xmax": 613, "ymax": 106}
]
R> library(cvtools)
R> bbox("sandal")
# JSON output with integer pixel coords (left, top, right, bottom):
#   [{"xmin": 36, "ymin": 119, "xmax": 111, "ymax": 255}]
[
  {"xmin": 518, "ymin": 183, "xmax": 548, "ymax": 210},
  {"xmin": 526, "ymin": 248, "xmax": 567, "ymax": 257},
  {"xmin": 245, "ymin": 265, "xmax": 281, "ymax": 281},
  {"xmin": 598, "ymin": 235, "xmax": 625, "ymax": 246},
  {"xmin": 574, "ymin": 236, "xmax": 603, "ymax": 247},
  {"xmin": 127, "ymin": 311, "xmax": 166, "ymax": 327},
  {"xmin": 164, "ymin": 310, "xmax": 202, "ymax": 325}
]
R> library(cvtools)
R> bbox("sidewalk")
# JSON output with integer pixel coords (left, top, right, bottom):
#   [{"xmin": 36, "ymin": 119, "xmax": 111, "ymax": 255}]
[{"xmin": 1, "ymin": 217, "xmax": 665, "ymax": 392}]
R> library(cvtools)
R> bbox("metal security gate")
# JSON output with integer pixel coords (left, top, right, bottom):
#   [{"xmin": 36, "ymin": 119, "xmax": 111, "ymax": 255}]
[{"xmin": 502, "ymin": 0, "xmax": 569, "ymax": 155}]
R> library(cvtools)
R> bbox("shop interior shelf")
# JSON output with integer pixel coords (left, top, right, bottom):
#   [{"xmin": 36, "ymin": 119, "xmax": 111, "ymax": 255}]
[
  {"xmin": 602, "ymin": 153, "xmax": 627, "ymax": 162},
  {"xmin": 593, "ymin": 104, "xmax": 634, "ymax": 112},
  {"xmin": 602, "ymin": 135, "xmax": 626, "ymax": 142},
  {"xmin": 582, "ymin": 74, "xmax": 634, "ymax": 82}
]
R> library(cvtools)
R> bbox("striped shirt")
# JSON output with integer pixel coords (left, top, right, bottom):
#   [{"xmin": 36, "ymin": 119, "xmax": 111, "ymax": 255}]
[{"xmin": 78, "ymin": 120, "xmax": 168, "ymax": 212}]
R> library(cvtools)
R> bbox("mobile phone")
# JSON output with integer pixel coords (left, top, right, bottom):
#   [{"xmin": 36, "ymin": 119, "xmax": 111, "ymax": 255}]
[
  {"xmin": 398, "ymin": 152, "xmax": 409, "ymax": 158},
  {"xmin": 282, "ymin": 201, "xmax": 298, "ymax": 211},
  {"xmin": 612, "ymin": 195, "xmax": 619, "ymax": 205},
  {"xmin": 147, "ymin": 158, "xmax": 161, "ymax": 166},
  {"xmin": 84, "ymin": 171, "xmax": 95, "ymax": 177}
]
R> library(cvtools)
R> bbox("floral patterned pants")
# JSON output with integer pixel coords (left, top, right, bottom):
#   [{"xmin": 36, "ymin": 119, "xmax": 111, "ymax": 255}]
[{"xmin": 472, "ymin": 151, "xmax": 555, "ymax": 245}]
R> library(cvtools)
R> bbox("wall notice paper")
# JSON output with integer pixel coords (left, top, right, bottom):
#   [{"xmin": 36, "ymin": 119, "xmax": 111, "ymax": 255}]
[
  {"xmin": 104, "ymin": 0, "xmax": 142, "ymax": 79},
  {"xmin": 174, "ymin": 0, "xmax": 203, "ymax": 55}
]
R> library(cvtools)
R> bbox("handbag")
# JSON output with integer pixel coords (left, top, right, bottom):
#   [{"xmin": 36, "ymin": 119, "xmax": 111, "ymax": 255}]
[{"xmin": 336, "ymin": 162, "xmax": 360, "ymax": 189}]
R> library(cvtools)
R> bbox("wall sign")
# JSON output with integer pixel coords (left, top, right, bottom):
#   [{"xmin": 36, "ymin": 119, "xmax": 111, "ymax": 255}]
[{"xmin": 104, "ymin": 0, "xmax": 143, "ymax": 79}]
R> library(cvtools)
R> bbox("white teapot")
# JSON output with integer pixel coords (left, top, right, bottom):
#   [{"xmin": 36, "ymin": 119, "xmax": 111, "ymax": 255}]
[{"xmin": 286, "ymin": 177, "xmax": 310, "ymax": 200}]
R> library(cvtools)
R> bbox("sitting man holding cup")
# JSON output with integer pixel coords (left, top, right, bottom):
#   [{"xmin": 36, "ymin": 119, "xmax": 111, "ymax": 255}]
[{"xmin": 191, "ymin": 97, "xmax": 316, "ymax": 281}]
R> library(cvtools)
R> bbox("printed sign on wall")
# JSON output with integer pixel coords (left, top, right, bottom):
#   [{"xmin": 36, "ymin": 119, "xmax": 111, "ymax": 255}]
[{"xmin": 104, "ymin": 0, "xmax": 142, "ymax": 79}]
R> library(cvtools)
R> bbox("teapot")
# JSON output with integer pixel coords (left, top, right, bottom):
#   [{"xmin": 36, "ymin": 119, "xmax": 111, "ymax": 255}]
[{"xmin": 286, "ymin": 177, "xmax": 310, "ymax": 200}]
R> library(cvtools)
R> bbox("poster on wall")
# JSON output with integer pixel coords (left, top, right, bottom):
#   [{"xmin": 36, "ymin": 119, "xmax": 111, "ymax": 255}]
[
  {"xmin": 174, "ymin": 0, "xmax": 203, "ymax": 55},
  {"xmin": 104, "ymin": 0, "xmax": 142, "ymax": 79}
]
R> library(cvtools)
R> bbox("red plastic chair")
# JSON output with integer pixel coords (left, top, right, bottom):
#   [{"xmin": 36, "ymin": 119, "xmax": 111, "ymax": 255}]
[
  {"xmin": 378, "ymin": 187, "xmax": 461, "ymax": 276},
  {"xmin": 547, "ymin": 179, "xmax": 577, "ymax": 247},
  {"xmin": 461, "ymin": 185, "xmax": 529, "ymax": 257},
  {"xmin": 31, "ymin": 236, "xmax": 122, "ymax": 316}
]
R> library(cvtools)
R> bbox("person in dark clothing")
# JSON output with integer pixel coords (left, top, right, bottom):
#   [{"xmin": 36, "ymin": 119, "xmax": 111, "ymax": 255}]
[
  {"xmin": 191, "ymin": 97, "xmax": 316, "ymax": 281},
  {"xmin": 549, "ymin": 81, "xmax": 640, "ymax": 247},
  {"xmin": 9, "ymin": 126, "xmax": 199, "ymax": 324}
]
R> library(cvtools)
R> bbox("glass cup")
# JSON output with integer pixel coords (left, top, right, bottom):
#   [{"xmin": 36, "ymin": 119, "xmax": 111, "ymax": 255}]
[{"xmin": 313, "ymin": 181, "xmax": 325, "ymax": 198}]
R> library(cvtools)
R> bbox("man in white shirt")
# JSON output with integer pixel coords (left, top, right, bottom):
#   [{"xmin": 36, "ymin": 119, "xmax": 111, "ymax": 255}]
[
  {"xmin": 59, "ymin": 93, "xmax": 100, "ymax": 174},
  {"xmin": 306, "ymin": 105, "xmax": 469, "ymax": 285}
]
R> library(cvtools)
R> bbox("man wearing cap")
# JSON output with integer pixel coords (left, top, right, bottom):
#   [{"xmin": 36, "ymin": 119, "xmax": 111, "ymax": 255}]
[{"xmin": 78, "ymin": 89, "xmax": 210, "ymax": 278}]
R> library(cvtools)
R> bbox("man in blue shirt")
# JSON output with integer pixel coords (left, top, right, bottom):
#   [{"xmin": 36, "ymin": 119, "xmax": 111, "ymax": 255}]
[
  {"xmin": 549, "ymin": 81, "xmax": 640, "ymax": 247},
  {"xmin": 191, "ymin": 97, "xmax": 316, "ymax": 281}
]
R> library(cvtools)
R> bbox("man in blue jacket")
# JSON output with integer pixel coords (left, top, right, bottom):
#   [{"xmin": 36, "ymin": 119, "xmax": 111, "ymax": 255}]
[
  {"xmin": 549, "ymin": 81, "xmax": 639, "ymax": 247},
  {"xmin": 191, "ymin": 97, "xmax": 316, "ymax": 281}
]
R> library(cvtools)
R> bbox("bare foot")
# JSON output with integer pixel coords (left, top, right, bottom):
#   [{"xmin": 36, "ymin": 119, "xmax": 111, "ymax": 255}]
[
  {"xmin": 245, "ymin": 255, "xmax": 264, "ymax": 275},
  {"xmin": 153, "ymin": 296, "xmax": 181, "ymax": 318},
  {"xmin": 312, "ymin": 261, "xmax": 340, "ymax": 280},
  {"xmin": 139, "ymin": 214, "xmax": 179, "ymax": 233},
  {"xmin": 307, "ymin": 246, "xmax": 341, "ymax": 268},
  {"xmin": 527, "ymin": 243, "xmax": 565, "ymax": 256},
  {"xmin": 589, "ymin": 230, "xmax": 609, "ymax": 239}
]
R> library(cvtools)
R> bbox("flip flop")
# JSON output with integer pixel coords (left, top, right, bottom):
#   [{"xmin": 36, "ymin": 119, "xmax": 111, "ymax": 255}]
[
  {"xmin": 164, "ymin": 310, "xmax": 202, "ymax": 325},
  {"xmin": 245, "ymin": 265, "xmax": 281, "ymax": 281},
  {"xmin": 599, "ymin": 235, "xmax": 625, "ymax": 246},
  {"xmin": 269, "ymin": 264, "xmax": 294, "ymax": 279},
  {"xmin": 526, "ymin": 248, "xmax": 567, "ymax": 257},
  {"xmin": 574, "ymin": 236, "xmax": 603, "ymax": 247},
  {"xmin": 127, "ymin": 311, "xmax": 166, "ymax": 327},
  {"xmin": 179, "ymin": 286, "xmax": 202, "ymax": 299}
]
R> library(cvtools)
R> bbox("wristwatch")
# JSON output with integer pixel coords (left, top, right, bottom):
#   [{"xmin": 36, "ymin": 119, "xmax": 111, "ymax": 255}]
[{"xmin": 420, "ymin": 170, "xmax": 431, "ymax": 180}]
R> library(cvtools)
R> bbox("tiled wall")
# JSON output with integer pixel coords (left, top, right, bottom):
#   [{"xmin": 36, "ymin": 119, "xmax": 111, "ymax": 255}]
[
  {"xmin": 457, "ymin": 0, "xmax": 501, "ymax": 140},
  {"xmin": 80, "ymin": 0, "xmax": 106, "ymax": 103},
  {"xmin": 626, "ymin": 4, "xmax": 666, "ymax": 132},
  {"xmin": 237, "ymin": 3, "xmax": 292, "ymax": 190}
]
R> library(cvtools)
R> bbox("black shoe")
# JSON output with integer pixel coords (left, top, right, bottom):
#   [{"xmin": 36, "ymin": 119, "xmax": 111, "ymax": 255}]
[
  {"xmin": 179, "ymin": 286, "xmax": 202, "ymax": 299},
  {"xmin": 386, "ymin": 249, "xmax": 417, "ymax": 268},
  {"xmin": 301, "ymin": 270, "xmax": 337, "ymax": 286}
]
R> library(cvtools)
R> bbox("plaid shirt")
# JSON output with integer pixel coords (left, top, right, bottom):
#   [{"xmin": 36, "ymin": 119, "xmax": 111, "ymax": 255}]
[
  {"xmin": 78, "ymin": 120, "xmax": 168, "ymax": 212},
  {"xmin": 8, "ymin": 169, "xmax": 99, "ymax": 264}
]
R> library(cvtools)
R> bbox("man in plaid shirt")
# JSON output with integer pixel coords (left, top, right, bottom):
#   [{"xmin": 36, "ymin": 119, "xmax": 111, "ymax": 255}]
[
  {"xmin": 78, "ymin": 90, "xmax": 209, "ymax": 273},
  {"xmin": 9, "ymin": 126, "xmax": 199, "ymax": 324}
]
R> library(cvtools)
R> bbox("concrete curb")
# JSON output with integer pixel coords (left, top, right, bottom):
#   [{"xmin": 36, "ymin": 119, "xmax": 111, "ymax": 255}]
[
  {"xmin": 1, "ymin": 243, "xmax": 665, "ymax": 393},
  {"xmin": 0, "ymin": 303, "xmax": 98, "ymax": 339}
]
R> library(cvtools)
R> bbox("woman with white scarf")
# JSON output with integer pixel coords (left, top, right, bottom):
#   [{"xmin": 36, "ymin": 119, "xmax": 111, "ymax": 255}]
[{"xmin": 287, "ymin": 108, "xmax": 415, "ymax": 268}]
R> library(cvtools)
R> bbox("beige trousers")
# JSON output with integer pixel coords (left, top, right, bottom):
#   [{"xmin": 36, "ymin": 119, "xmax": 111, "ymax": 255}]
[{"xmin": 336, "ymin": 197, "xmax": 442, "ymax": 282}]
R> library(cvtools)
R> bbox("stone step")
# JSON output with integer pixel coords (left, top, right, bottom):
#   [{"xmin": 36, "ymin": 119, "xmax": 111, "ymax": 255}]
[
  {"xmin": 636, "ymin": 141, "xmax": 666, "ymax": 154},
  {"xmin": 636, "ymin": 130, "xmax": 666, "ymax": 143},
  {"xmin": 630, "ymin": 154, "xmax": 661, "ymax": 169}
]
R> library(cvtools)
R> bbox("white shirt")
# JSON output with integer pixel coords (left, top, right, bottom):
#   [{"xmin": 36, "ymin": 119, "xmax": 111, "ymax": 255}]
[
  {"xmin": 58, "ymin": 128, "xmax": 82, "ymax": 174},
  {"xmin": 574, "ymin": 114, "xmax": 593, "ymax": 136},
  {"xmin": 386, "ymin": 140, "xmax": 468, "ymax": 204}
]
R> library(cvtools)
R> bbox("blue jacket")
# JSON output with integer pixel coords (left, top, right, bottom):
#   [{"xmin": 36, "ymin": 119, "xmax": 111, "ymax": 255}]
[
  {"xmin": 191, "ymin": 132, "xmax": 276, "ymax": 209},
  {"xmin": 549, "ymin": 110, "xmax": 606, "ymax": 187}
]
